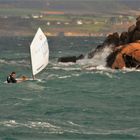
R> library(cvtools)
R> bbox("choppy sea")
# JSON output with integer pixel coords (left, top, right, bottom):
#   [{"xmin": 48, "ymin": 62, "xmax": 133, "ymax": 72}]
[{"xmin": 0, "ymin": 36, "xmax": 140, "ymax": 140}]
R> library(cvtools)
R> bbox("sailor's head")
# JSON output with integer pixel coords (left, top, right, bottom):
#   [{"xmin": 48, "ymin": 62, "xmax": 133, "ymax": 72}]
[{"xmin": 11, "ymin": 72, "xmax": 16, "ymax": 78}]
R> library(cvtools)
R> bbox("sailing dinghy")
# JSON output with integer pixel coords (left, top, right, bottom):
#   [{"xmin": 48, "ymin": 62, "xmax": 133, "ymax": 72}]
[{"xmin": 4, "ymin": 28, "xmax": 49, "ymax": 83}]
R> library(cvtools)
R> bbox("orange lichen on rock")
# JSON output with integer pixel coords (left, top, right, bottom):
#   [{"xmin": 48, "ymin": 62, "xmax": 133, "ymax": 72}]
[{"xmin": 112, "ymin": 40, "xmax": 140, "ymax": 69}]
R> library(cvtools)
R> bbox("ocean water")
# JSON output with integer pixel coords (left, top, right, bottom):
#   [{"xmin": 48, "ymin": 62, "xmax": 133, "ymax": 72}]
[{"xmin": 0, "ymin": 36, "xmax": 140, "ymax": 140}]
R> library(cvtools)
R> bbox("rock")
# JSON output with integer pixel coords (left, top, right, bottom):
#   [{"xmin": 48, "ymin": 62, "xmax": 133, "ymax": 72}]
[
  {"xmin": 100, "ymin": 16, "xmax": 140, "ymax": 69},
  {"xmin": 136, "ymin": 20, "xmax": 140, "ymax": 31},
  {"xmin": 77, "ymin": 54, "xmax": 84, "ymax": 60},
  {"xmin": 106, "ymin": 50, "xmax": 120, "ymax": 68},
  {"xmin": 88, "ymin": 45, "xmax": 103, "ymax": 59},
  {"xmin": 58, "ymin": 56, "xmax": 77, "ymax": 63},
  {"xmin": 57, "ymin": 16, "xmax": 140, "ymax": 69},
  {"xmin": 111, "ymin": 41, "xmax": 140, "ymax": 69},
  {"xmin": 58, "ymin": 54, "xmax": 84, "ymax": 63},
  {"xmin": 128, "ymin": 25, "xmax": 136, "ymax": 43},
  {"xmin": 104, "ymin": 32, "xmax": 120, "ymax": 46},
  {"xmin": 120, "ymin": 32, "xmax": 129, "ymax": 45},
  {"xmin": 88, "ymin": 32, "xmax": 120, "ymax": 59},
  {"xmin": 136, "ymin": 16, "xmax": 140, "ymax": 21},
  {"xmin": 128, "ymin": 24, "xmax": 136, "ymax": 33},
  {"xmin": 132, "ymin": 30, "xmax": 140, "ymax": 42}
]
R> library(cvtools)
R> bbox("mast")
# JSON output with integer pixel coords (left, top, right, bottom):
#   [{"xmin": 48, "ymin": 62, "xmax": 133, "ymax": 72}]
[
  {"xmin": 30, "ymin": 42, "xmax": 35, "ymax": 80},
  {"xmin": 31, "ymin": 55, "xmax": 35, "ymax": 80},
  {"xmin": 32, "ymin": 74, "xmax": 35, "ymax": 80}
]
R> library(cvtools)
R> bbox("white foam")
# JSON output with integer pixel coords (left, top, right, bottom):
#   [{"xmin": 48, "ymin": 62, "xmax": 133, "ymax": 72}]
[
  {"xmin": 58, "ymin": 62, "xmax": 76, "ymax": 66},
  {"xmin": 25, "ymin": 121, "xmax": 60, "ymax": 129},
  {"xmin": 58, "ymin": 75, "xmax": 72, "ymax": 79},
  {"xmin": 67, "ymin": 121, "xmax": 81, "ymax": 127},
  {"xmin": 0, "ymin": 59, "xmax": 30, "ymax": 67},
  {"xmin": 0, "ymin": 59, "xmax": 8, "ymax": 64},
  {"xmin": 17, "ymin": 98, "xmax": 33, "ymax": 101},
  {"xmin": 52, "ymin": 66, "xmax": 81, "ymax": 71},
  {"xmin": 0, "ymin": 120, "xmax": 17, "ymax": 127},
  {"xmin": 121, "ymin": 67, "xmax": 140, "ymax": 73},
  {"xmin": 0, "ymin": 120, "xmax": 60, "ymax": 130},
  {"xmin": 77, "ymin": 45, "xmax": 113, "ymax": 67}
]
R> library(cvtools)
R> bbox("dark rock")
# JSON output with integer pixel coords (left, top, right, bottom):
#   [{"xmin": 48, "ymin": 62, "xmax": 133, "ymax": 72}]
[
  {"xmin": 128, "ymin": 25, "xmax": 136, "ymax": 43},
  {"xmin": 132, "ymin": 30, "xmax": 140, "ymax": 42},
  {"xmin": 88, "ymin": 50, "xmax": 95, "ymax": 59},
  {"xmin": 88, "ymin": 45, "xmax": 103, "ymax": 59},
  {"xmin": 106, "ymin": 51, "xmax": 119, "ymax": 68},
  {"xmin": 104, "ymin": 32, "xmax": 120, "ymax": 46},
  {"xmin": 123, "ymin": 54, "xmax": 139, "ymax": 68},
  {"xmin": 58, "ymin": 56, "xmax": 77, "ymax": 63},
  {"xmin": 128, "ymin": 24, "xmax": 136, "ymax": 33},
  {"xmin": 77, "ymin": 54, "xmax": 84, "ymax": 60},
  {"xmin": 58, "ymin": 54, "xmax": 84, "ymax": 63},
  {"xmin": 136, "ymin": 20, "xmax": 140, "ymax": 31},
  {"xmin": 136, "ymin": 16, "xmax": 140, "ymax": 21},
  {"xmin": 120, "ymin": 32, "xmax": 129, "ymax": 45}
]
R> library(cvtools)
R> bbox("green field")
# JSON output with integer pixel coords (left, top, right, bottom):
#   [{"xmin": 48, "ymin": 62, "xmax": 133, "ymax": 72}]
[
  {"xmin": 0, "ymin": 8, "xmax": 40, "ymax": 16},
  {"xmin": 0, "ymin": 7, "xmax": 136, "ymax": 37}
]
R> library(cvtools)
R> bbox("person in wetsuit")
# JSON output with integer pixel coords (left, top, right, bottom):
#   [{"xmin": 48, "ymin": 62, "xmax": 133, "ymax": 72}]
[
  {"xmin": 7, "ymin": 72, "xmax": 17, "ymax": 83},
  {"xmin": 7, "ymin": 72, "xmax": 28, "ymax": 83}
]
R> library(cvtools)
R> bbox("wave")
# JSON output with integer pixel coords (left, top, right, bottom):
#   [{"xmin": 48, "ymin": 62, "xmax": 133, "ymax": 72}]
[
  {"xmin": 0, "ymin": 59, "xmax": 30, "ymax": 67},
  {"xmin": 50, "ymin": 62, "xmax": 82, "ymax": 71},
  {"xmin": 46, "ymin": 73, "xmax": 81, "ymax": 80},
  {"xmin": 58, "ymin": 62, "xmax": 76, "ymax": 66},
  {"xmin": 58, "ymin": 75, "xmax": 72, "ymax": 79},
  {"xmin": 121, "ymin": 67, "xmax": 140, "ymax": 73},
  {"xmin": 24, "ymin": 82, "xmax": 46, "ymax": 91},
  {"xmin": 0, "ymin": 120, "xmax": 60, "ymax": 129},
  {"xmin": 52, "ymin": 66, "xmax": 81, "ymax": 71},
  {"xmin": 67, "ymin": 121, "xmax": 81, "ymax": 127},
  {"xmin": 0, "ymin": 120, "xmax": 139, "ymax": 137},
  {"xmin": 50, "ymin": 61, "xmax": 140, "ymax": 81},
  {"xmin": 83, "ymin": 65, "xmax": 112, "ymax": 71},
  {"xmin": 77, "ymin": 45, "xmax": 113, "ymax": 67}
]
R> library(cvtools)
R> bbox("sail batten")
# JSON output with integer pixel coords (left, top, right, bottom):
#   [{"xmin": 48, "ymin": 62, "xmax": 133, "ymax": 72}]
[{"xmin": 30, "ymin": 28, "xmax": 49, "ymax": 77}]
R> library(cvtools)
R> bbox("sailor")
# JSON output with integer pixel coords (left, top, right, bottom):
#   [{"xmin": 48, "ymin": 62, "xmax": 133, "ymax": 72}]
[
  {"xmin": 7, "ymin": 72, "xmax": 17, "ymax": 83},
  {"xmin": 7, "ymin": 72, "xmax": 27, "ymax": 83}
]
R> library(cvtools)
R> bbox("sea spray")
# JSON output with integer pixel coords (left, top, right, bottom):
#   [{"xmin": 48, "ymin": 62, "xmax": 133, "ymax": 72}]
[{"xmin": 77, "ymin": 44, "xmax": 114, "ymax": 67}]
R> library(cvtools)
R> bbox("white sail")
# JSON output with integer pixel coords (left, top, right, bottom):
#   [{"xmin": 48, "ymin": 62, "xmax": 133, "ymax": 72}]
[{"xmin": 30, "ymin": 28, "xmax": 49, "ymax": 77}]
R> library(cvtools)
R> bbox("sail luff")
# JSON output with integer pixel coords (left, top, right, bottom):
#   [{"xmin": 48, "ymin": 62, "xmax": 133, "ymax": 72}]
[{"xmin": 30, "ymin": 44, "xmax": 34, "ymax": 80}]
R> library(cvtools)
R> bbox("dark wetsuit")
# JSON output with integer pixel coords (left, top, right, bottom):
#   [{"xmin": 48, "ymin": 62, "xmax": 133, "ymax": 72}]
[{"xmin": 7, "ymin": 75, "xmax": 17, "ymax": 83}]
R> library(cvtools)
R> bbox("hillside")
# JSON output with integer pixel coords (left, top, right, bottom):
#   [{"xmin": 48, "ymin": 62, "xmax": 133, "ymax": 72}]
[
  {"xmin": 0, "ymin": 0, "xmax": 139, "ymax": 37},
  {"xmin": 0, "ymin": 0, "xmax": 139, "ymax": 15}
]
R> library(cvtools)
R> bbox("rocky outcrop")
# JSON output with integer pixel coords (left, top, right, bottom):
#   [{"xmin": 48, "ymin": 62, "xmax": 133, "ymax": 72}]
[
  {"xmin": 58, "ymin": 16, "xmax": 140, "ymax": 69},
  {"xmin": 111, "ymin": 41, "xmax": 140, "ymax": 69},
  {"xmin": 106, "ymin": 16, "xmax": 140, "ymax": 69}
]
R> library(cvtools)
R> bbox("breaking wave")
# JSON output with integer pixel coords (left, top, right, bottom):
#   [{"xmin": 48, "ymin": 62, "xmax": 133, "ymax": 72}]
[
  {"xmin": 0, "ymin": 120, "xmax": 139, "ymax": 137},
  {"xmin": 77, "ymin": 45, "xmax": 114, "ymax": 67},
  {"xmin": 0, "ymin": 120, "xmax": 60, "ymax": 130}
]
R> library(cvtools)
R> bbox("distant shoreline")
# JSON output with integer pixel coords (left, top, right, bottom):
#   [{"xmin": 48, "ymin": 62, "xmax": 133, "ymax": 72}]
[{"xmin": 0, "ymin": 31, "xmax": 107, "ymax": 37}]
